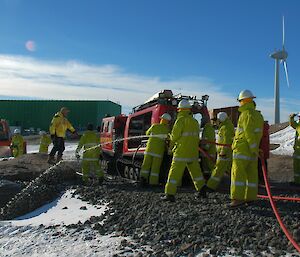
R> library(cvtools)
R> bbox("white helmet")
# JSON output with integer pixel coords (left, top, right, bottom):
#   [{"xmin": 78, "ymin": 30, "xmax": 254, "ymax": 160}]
[
  {"xmin": 178, "ymin": 99, "xmax": 191, "ymax": 109},
  {"xmin": 237, "ymin": 90, "xmax": 256, "ymax": 101},
  {"xmin": 14, "ymin": 128, "xmax": 20, "ymax": 134},
  {"xmin": 217, "ymin": 112, "xmax": 228, "ymax": 122},
  {"xmin": 160, "ymin": 113, "xmax": 172, "ymax": 121},
  {"xmin": 39, "ymin": 130, "xmax": 46, "ymax": 136}
]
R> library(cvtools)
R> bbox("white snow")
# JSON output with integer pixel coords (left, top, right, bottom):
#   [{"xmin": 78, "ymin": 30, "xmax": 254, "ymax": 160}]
[
  {"xmin": 270, "ymin": 125, "xmax": 295, "ymax": 156},
  {"xmin": 7, "ymin": 190, "xmax": 107, "ymax": 227},
  {"xmin": 0, "ymin": 189, "xmax": 139, "ymax": 257},
  {"xmin": 27, "ymin": 142, "xmax": 78, "ymax": 160}
]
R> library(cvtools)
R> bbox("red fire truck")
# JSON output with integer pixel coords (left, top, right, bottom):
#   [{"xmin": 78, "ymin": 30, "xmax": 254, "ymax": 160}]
[{"xmin": 100, "ymin": 90, "xmax": 210, "ymax": 183}]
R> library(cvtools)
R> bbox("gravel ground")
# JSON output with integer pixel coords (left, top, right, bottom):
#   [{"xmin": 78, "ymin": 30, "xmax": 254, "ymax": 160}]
[
  {"xmin": 73, "ymin": 178, "xmax": 300, "ymax": 257},
  {"xmin": 1, "ymin": 154, "xmax": 300, "ymax": 256}
]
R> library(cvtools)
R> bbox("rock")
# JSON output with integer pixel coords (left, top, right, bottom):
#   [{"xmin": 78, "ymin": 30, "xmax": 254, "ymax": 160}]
[{"xmin": 80, "ymin": 206, "xmax": 87, "ymax": 210}]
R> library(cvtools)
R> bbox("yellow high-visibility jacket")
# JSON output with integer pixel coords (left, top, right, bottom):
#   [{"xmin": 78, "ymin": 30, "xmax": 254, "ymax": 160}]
[
  {"xmin": 170, "ymin": 110, "xmax": 200, "ymax": 162},
  {"xmin": 11, "ymin": 134, "xmax": 24, "ymax": 157},
  {"xmin": 145, "ymin": 123, "xmax": 170, "ymax": 157},
  {"xmin": 217, "ymin": 118, "xmax": 235, "ymax": 157},
  {"xmin": 49, "ymin": 112, "xmax": 75, "ymax": 138},
  {"xmin": 201, "ymin": 123, "xmax": 216, "ymax": 156},
  {"xmin": 76, "ymin": 131, "xmax": 101, "ymax": 159},
  {"xmin": 290, "ymin": 116, "xmax": 300, "ymax": 153},
  {"xmin": 39, "ymin": 134, "xmax": 52, "ymax": 153},
  {"xmin": 232, "ymin": 102, "xmax": 264, "ymax": 158}
]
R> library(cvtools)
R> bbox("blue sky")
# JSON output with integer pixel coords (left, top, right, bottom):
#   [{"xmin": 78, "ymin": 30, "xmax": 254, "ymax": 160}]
[{"xmin": 0, "ymin": 0, "xmax": 300, "ymax": 123}]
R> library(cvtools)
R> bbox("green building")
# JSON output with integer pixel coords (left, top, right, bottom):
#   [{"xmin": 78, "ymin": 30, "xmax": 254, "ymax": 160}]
[{"xmin": 0, "ymin": 100, "xmax": 121, "ymax": 132}]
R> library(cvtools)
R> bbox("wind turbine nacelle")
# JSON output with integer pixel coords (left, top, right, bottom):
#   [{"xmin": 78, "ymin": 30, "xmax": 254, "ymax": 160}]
[{"xmin": 270, "ymin": 50, "xmax": 288, "ymax": 60}]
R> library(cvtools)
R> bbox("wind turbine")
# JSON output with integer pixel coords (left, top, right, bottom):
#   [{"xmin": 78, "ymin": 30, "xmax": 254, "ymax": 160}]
[{"xmin": 270, "ymin": 16, "xmax": 290, "ymax": 124}]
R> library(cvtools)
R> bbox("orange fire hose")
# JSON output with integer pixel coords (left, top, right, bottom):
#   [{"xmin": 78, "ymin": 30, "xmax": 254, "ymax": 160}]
[
  {"xmin": 257, "ymin": 194, "xmax": 300, "ymax": 202},
  {"xmin": 260, "ymin": 157, "xmax": 300, "ymax": 252}
]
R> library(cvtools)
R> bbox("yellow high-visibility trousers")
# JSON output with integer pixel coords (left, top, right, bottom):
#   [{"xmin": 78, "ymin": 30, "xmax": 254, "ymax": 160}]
[
  {"xmin": 230, "ymin": 158, "xmax": 258, "ymax": 201},
  {"xmin": 165, "ymin": 160, "xmax": 205, "ymax": 195},
  {"xmin": 140, "ymin": 155, "xmax": 163, "ymax": 185},
  {"xmin": 207, "ymin": 159, "xmax": 231, "ymax": 190},
  {"xmin": 82, "ymin": 160, "xmax": 103, "ymax": 182},
  {"xmin": 202, "ymin": 156, "xmax": 215, "ymax": 177}
]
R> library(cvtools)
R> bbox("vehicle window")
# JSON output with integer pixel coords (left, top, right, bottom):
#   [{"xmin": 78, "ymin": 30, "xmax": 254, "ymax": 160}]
[
  {"xmin": 128, "ymin": 111, "xmax": 152, "ymax": 149},
  {"xmin": 108, "ymin": 121, "xmax": 113, "ymax": 133}
]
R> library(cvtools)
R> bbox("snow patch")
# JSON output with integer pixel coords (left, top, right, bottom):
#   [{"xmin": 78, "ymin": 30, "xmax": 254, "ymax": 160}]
[{"xmin": 270, "ymin": 125, "xmax": 295, "ymax": 156}]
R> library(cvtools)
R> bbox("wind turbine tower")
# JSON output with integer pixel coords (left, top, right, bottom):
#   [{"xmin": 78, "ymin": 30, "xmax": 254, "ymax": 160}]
[{"xmin": 270, "ymin": 16, "xmax": 290, "ymax": 124}]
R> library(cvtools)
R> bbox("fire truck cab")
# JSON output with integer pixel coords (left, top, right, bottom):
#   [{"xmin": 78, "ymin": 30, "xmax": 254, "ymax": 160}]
[{"xmin": 100, "ymin": 90, "xmax": 210, "ymax": 182}]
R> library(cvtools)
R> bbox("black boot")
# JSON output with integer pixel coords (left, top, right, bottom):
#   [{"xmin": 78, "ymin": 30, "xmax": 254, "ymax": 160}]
[
  {"xmin": 47, "ymin": 155, "xmax": 56, "ymax": 164},
  {"xmin": 139, "ymin": 177, "xmax": 148, "ymax": 188},
  {"xmin": 197, "ymin": 186, "xmax": 207, "ymax": 198},
  {"xmin": 161, "ymin": 194, "xmax": 175, "ymax": 202},
  {"xmin": 98, "ymin": 177, "xmax": 104, "ymax": 185}
]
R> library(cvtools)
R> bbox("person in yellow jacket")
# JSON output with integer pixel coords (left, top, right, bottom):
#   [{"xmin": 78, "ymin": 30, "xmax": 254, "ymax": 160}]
[
  {"xmin": 200, "ymin": 119, "xmax": 216, "ymax": 180},
  {"xmin": 206, "ymin": 112, "xmax": 234, "ymax": 192},
  {"xmin": 39, "ymin": 131, "xmax": 52, "ymax": 154},
  {"xmin": 230, "ymin": 90, "xmax": 264, "ymax": 208},
  {"xmin": 140, "ymin": 113, "xmax": 171, "ymax": 186},
  {"xmin": 48, "ymin": 107, "xmax": 77, "ymax": 164},
  {"xmin": 162, "ymin": 99, "xmax": 206, "ymax": 202},
  {"xmin": 75, "ymin": 123, "xmax": 103, "ymax": 184},
  {"xmin": 289, "ymin": 113, "xmax": 300, "ymax": 185},
  {"xmin": 10, "ymin": 129, "xmax": 25, "ymax": 158}
]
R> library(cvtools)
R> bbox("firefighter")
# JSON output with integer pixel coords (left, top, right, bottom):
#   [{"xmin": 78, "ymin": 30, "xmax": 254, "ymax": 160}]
[
  {"xmin": 48, "ymin": 107, "xmax": 77, "ymax": 164},
  {"xmin": 75, "ymin": 123, "xmax": 103, "ymax": 184},
  {"xmin": 230, "ymin": 90, "xmax": 264, "ymax": 208},
  {"xmin": 10, "ymin": 129, "xmax": 25, "ymax": 157},
  {"xmin": 200, "ymin": 117, "xmax": 217, "ymax": 180},
  {"xmin": 162, "ymin": 99, "xmax": 206, "ymax": 202},
  {"xmin": 140, "ymin": 113, "xmax": 171, "ymax": 186},
  {"xmin": 39, "ymin": 131, "xmax": 52, "ymax": 154},
  {"xmin": 289, "ymin": 113, "xmax": 300, "ymax": 185},
  {"xmin": 206, "ymin": 112, "xmax": 234, "ymax": 192}
]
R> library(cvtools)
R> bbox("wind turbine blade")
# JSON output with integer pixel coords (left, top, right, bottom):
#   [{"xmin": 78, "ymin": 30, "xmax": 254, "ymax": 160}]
[
  {"xmin": 283, "ymin": 61, "xmax": 290, "ymax": 87},
  {"xmin": 282, "ymin": 16, "xmax": 285, "ymax": 48}
]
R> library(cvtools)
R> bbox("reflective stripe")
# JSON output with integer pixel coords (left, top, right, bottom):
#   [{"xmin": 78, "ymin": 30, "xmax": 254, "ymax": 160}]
[
  {"xmin": 237, "ymin": 127, "xmax": 244, "ymax": 132},
  {"xmin": 85, "ymin": 143, "xmax": 98, "ymax": 147},
  {"xmin": 194, "ymin": 176, "xmax": 204, "ymax": 182},
  {"xmin": 169, "ymin": 179, "xmax": 177, "ymax": 185},
  {"xmin": 82, "ymin": 158, "xmax": 99, "ymax": 161},
  {"xmin": 254, "ymin": 128, "xmax": 262, "ymax": 133},
  {"xmin": 144, "ymin": 151, "xmax": 163, "ymax": 158},
  {"xmin": 233, "ymin": 154, "xmax": 256, "ymax": 161},
  {"xmin": 211, "ymin": 176, "xmax": 221, "ymax": 182},
  {"xmin": 247, "ymin": 182, "xmax": 257, "ymax": 187},
  {"xmin": 150, "ymin": 173, "xmax": 159, "ymax": 177},
  {"xmin": 149, "ymin": 133, "xmax": 168, "ymax": 139},
  {"xmin": 182, "ymin": 132, "xmax": 199, "ymax": 137},
  {"xmin": 249, "ymin": 143, "xmax": 257, "ymax": 149},
  {"xmin": 203, "ymin": 170, "xmax": 210, "ymax": 174},
  {"xmin": 141, "ymin": 170, "xmax": 150, "ymax": 175},
  {"xmin": 173, "ymin": 157, "xmax": 198, "ymax": 162},
  {"xmin": 231, "ymin": 181, "xmax": 245, "ymax": 186},
  {"xmin": 217, "ymin": 156, "xmax": 231, "ymax": 161}
]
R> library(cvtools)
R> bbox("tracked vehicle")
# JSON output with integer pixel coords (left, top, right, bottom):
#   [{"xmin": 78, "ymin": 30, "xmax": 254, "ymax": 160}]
[{"xmin": 100, "ymin": 90, "xmax": 210, "ymax": 183}]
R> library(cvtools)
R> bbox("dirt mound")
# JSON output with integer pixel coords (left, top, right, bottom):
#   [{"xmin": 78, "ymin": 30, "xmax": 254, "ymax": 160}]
[
  {"xmin": 269, "ymin": 121, "xmax": 289, "ymax": 134},
  {"xmin": 0, "ymin": 153, "xmax": 51, "ymax": 181}
]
